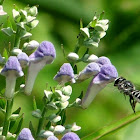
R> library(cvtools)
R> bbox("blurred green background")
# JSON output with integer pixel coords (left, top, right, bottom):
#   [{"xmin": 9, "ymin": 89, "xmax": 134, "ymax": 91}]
[{"xmin": 0, "ymin": 0, "xmax": 140, "ymax": 139}]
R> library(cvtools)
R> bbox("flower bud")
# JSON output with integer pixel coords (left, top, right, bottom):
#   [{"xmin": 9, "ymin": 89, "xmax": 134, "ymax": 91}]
[
  {"xmin": 71, "ymin": 123, "xmax": 81, "ymax": 131},
  {"xmin": 23, "ymin": 40, "xmax": 39, "ymax": 51},
  {"xmin": 52, "ymin": 116, "xmax": 61, "ymax": 123},
  {"xmin": 54, "ymin": 125, "xmax": 65, "ymax": 134},
  {"xmin": 9, "ymin": 114, "xmax": 20, "ymax": 121},
  {"xmin": 39, "ymin": 131, "xmax": 54, "ymax": 139},
  {"xmin": 12, "ymin": 9, "xmax": 20, "ymax": 21},
  {"xmin": 11, "ymin": 48, "xmax": 22, "ymax": 56},
  {"xmin": 0, "ymin": 135, "xmax": 5, "ymax": 140},
  {"xmin": 49, "ymin": 126, "xmax": 55, "ymax": 131},
  {"xmin": 56, "ymin": 101, "xmax": 69, "ymax": 109},
  {"xmin": 80, "ymin": 27, "xmax": 90, "ymax": 38},
  {"xmin": 62, "ymin": 85, "xmax": 72, "ymax": 96},
  {"xmin": 87, "ymin": 54, "xmax": 98, "ymax": 62},
  {"xmin": 44, "ymin": 90, "xmax": 53, "ymax": 101},
  {"xmin": 29, "ymin": 6, "xmax": 38, "ymax": 16},
  {"xmin": 0, "ymin": 5, "xmax": 7, "ymax": 16},
  {"xmin": 67, "ymin": 52, "xmax": 79, "ymax": 62},
  {"xmin": 32, "ymin": 109, "xmax": 42, "ymax": 118}
]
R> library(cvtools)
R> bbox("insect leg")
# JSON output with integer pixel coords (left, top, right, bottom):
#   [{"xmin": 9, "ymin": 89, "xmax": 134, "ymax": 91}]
[{"xmin": 129, "ymin": 95, "xmax": 136, "ymax": 113}]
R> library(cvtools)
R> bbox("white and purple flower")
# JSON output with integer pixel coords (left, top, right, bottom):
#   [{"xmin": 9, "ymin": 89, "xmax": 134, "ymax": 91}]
[
  {"xmin": 1, "ymin": 56, "xmax": 24, "ymax": 99},
  {"xmin": 24, "ymin": 41, "xmax": 56, "ymax": 95},
  {"xmin": 17, "ymin": 128, "xmax": 34, "ymax": 140},
  {"xmin": 54, "ymin": 63, "xmax": 75, "ymax": 85}
]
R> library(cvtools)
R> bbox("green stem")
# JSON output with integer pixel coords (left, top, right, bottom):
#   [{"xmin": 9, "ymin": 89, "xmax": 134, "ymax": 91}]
[
  {"xmin": 2, "ymin": 99, "xmax": 13, "ymax": 137},
  {"xmin": 74, "ymin": 43, "xmax": 80, "ymax": 54},
  {"xmin": 81, "ymin": 111, "xmax": 140, "ymax": 140},
  {"xmin": 14, "ymin": 27, "xmax": 21, "ymax": 48},
  {"xmin": 36, "ymin": 107, "xmax": 47, "ymax": 139},
  {"xmin": 0, "ymin": 0, "xmax": 5, "ymax": 5}
]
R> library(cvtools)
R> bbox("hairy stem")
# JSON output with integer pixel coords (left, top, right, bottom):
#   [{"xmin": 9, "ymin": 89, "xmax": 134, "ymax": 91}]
[
  {"xmin": 14, "ymin": 27, "xmax": 21, "ymax": 48},
  {"xmin": 2, "ymin": 99, "xmax": 13, "ymax": 137},
  {"xmin": 36, "ymin": 107, "xmax": 47, "ymax": 139}
]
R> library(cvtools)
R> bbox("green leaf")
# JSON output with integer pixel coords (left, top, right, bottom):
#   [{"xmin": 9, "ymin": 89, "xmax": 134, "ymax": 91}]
[
  {"xmin": 61, "ymin": 110, "xmax": 66, "ymax": 125},
  {"xmin": 33, "ymin": 96, "xmax": 37, "ymax": 110},
  {"xmin": 12, "ymin": 107, "xmax": 21, "ymax": 114},
  {"xmin": 32, "ymin": 109, "xmax": 42, "ymax": 119},
  {"xmin": 81, "ymin": 111, "xmax": 140, "ymax": 140},
  {"xmin": 3, "ymin": 48, "xmax": 8, "ymax": 60},
  {"xmin": 14, "ymin": 117, "xmax": 24, "ymax": 135},
  {"xmin": 19, "ymin": 30, "xmax": 32, "ymax": 39},
  {"xmin": 1, "ymin": 27, "xmax": 15, "ymax": 36},
  {"xmin": 45, "ymin": 121, "xmax": 51, "ymax": 129},
  {"xmin": 9, "ymin": 114, "xmax": 20, "ymax": 121},
  {"xmin": 7, "ymin": 16, "xmax": 13, "ymax": 30},
  {"xmin": 29, "ymin": 121, "xmax": 36, "ymax": 137},
  {"xmin": 99, "ymin": 11, "xmax": 105, "ymax": 20},
  {"xmin": 0, "ymin": 98, "xmax": 6, "ymax": 109},
  {"xmin": 78, "ymin": 91, "xmax": 83, "ymax": 99},
  {"xmin": 0, "ymin": 107, "xmax": 5, "ymax": 114},
  {"xmin": 73, "ymin": 64, "xmax": 77, "ymax": 74},
  {"xmin": 26, "ymin": 20, "xmax": 39, "ymax": 29}
]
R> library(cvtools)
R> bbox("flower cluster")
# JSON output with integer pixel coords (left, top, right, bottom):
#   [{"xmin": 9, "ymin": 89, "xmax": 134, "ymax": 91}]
[
  {"xmin": 0, "ymin": 3, "xmax": 119, "ymax": 140},
  {"xmin": 17, "ymin": 128, "xmax": 80, "ymax": 140}
]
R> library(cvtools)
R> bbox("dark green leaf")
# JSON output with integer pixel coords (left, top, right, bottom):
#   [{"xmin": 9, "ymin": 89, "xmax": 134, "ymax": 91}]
[
  {"xmin": 33, "ymin": 96, "xmax": 37, "ymax": 110},
  {"xmin": 78, "ymin": 91, "xmax": 83, "ymax": 99},
  {"xmin": 12, "ymin": 107, "xmax": 21, "ymax": 114},
  {"xmin": 14, "ymin": 117, "xmax": 24, "ymax": 135},
  {"xmin": 0, "ymin": 98, "xmax": 6, "ymax": 109},
  {"xmin": 7, "ymin": 16, "xmax": 13, "ymax": 30},
  {"xmin": 73, "ymin": 65, "xmax": 77, "ymax": 74},
  {"xmin": 45, "ymin": 121, "xmax": 51, "ymax": 129},
  {"xmin": 29, "ymin": 121, "xmax": 36, "ymax": 137}
]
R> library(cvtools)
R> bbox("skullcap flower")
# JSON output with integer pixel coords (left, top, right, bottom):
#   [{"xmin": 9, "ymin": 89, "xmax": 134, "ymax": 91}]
[
  {"xmin": 47, "ymin": 136, "xmax": 58, "ymax": 140},
  {"xmin": 17, "ymin": 128, "xmax": 34, "ymax": 140},
  {"xmin": 81, "ymin": 64, "xmax": 118, "ymax": 109},
  {"xmin": 24, "ymin": 41, "xmax": 56, "ymax": 95},
  {"xmin": 54, "ymin": 63, "xmax": 75, "ymax": 84},
  {"xmin": 61, "ymin": 132, "xmax": 80, "ymax": 140},
  {"xmin": 1, "ymin": 56, "xmax": 24, "ymax": 98},
  {"xmin": 17, "ymin": 52, "xmax": 29, "ymax": 68},
  {"xmin": 77, "ymin": 62, "xmax": 100, "ymax": 82},
  {"xmin": 96, "ymin": 56, "xmax": 111, "ymax": 66}
]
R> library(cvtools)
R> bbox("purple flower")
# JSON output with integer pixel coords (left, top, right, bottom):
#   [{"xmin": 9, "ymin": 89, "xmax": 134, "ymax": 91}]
[
  {"xmin": 47, "ymin": 136, "xmax": 58, "ymax": 140},
  {"xmin": 24, "ymin": 41, "xmax": 56, "ymax": 95},
  {"xmin": 17, "ymin": 128, "xmax": 34, "ymax": 140},
  {"xmin": 81, "ymin": 64, "xmax": 118, "ymax": 109},
  {"xmin": 54, "ymin": 63, "xmax": 75, "ymax": 84},
  {"xmin": 77, "ymin": 62, "xmax": 100, "ymax": 82},
  {"xmin": 1, "ymin": 56, "xmax": 24, "ymax": 99},
  {"xmin": 96, "ymin": 56, "xmax": 111, "ymax": 66},
  {"xmin": 61, "ymin": 132, "xmax": 80, "ymax": 140},
  {"xmin": 17, "ymin": 52, "xmax": 29, "ymax": 68}
]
